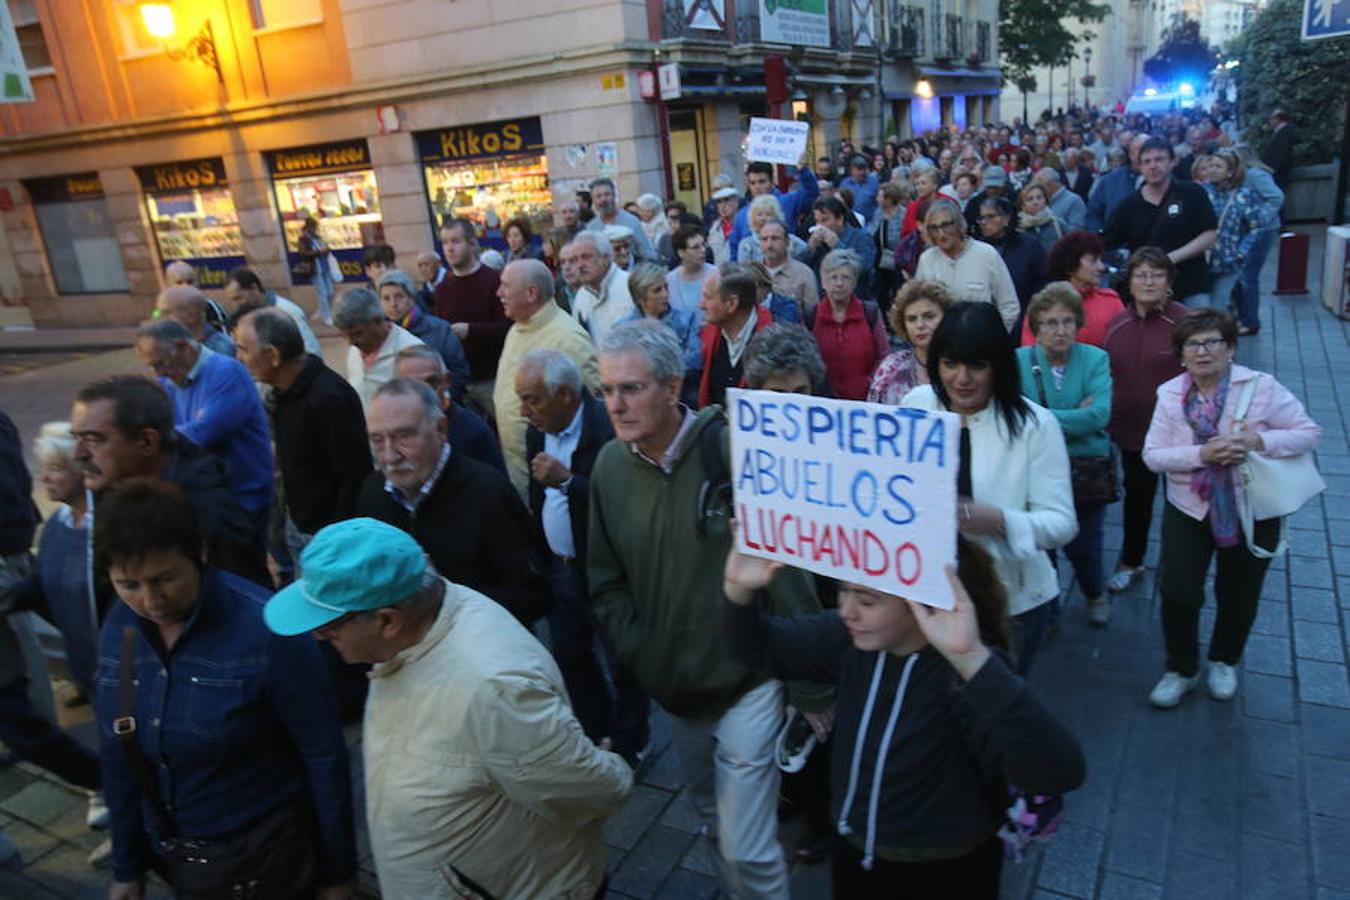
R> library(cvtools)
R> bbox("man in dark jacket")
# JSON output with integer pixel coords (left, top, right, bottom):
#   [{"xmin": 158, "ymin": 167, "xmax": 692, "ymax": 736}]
[
  {"xmin": 70, "ymin": 375, "xmax": 268, "ymax": 587},
  {"xmin": 516, "ymin": 350, "xmax": 648, "ymax": 764},
  {"xmin": 377, "ymin": 269, "xmax": 470, "ymax": 403},
  {"xmin": 356, "ymin": 379, "xmax": 547, "ymax": 625},
  {"xmin": 394, "ymin": 346, "xmax": 505, "ymax": 475},
  {"xmin": 235, "ymin": 308, "xmax": 373, "ymax": 549}
]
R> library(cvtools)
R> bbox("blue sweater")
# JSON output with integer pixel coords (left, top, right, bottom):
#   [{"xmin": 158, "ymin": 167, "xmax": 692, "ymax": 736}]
[
  {"xmin": 729, "ymin": 167, "xmax": 820, "ymax": 260},
  {"xmin": 161, "ymin": 348, "xmax": 273, "ymax": 513}
]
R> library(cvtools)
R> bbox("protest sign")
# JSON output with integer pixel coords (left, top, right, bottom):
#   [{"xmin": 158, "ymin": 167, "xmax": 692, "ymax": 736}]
[
  {"xmin": 746, "ymin": 118, "xmax": 809, "ymax": 166},
  {"xmin": 729, "ymin": 388, "xmax": 960, "ymax": 609}
]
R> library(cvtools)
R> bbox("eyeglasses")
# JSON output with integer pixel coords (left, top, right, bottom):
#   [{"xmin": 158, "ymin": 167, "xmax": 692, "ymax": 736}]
[
  {"xmin": 1182, "ymin": 337, "xmax": 1227, "ymax": 354},
  {"xmin": 1131, "ymin": 269, "xmax": 1169, "ymax": 282},
  {"xmin": 926, "ymin": 220, "xmax": 961, "ymax": 234}
]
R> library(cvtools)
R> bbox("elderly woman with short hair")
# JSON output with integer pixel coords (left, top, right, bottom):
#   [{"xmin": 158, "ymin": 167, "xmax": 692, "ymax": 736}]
[
  {"xmin": 1019, "ymin": 230, "xmax": 1125, "ymax": 348},
  {"xmin": 913, "ymin": 199, "xmax": 1021, "ymax": 332},
  {"xmin": 743, "ymin": 322, "xmax": 828, "ymax": 395},
  {"xmin": 806, "ymin": 249, "xmax": 889, "ymax": 400},
  {"xmin": 737, "ymin": 195, "xmax": 809, "ymax": 264},
  {"xmin": 625, "ymin": 262, "xmax": 703, "ymax": 392},
  {"xmin": 1143, "ymin": 307, "xmax": 1320, "ymax": 707},
  {"xmin": 376, "ymin": 270, "xmax": 470, "ymax": 398},
  {"xmin": 867, "ymin": 279, "xmax": 954, "ymax": 405},
  {"xmin": 1016, "ymin": 283, "xmax": 1115, "ymax": 626}
]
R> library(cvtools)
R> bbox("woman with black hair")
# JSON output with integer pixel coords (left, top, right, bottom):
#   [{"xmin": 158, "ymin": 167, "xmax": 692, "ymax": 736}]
[
  {"xmin": 902, "ymin": 302, "xmax": 1077, "ymax": 675},
  {"xmin": 972, "ymin": 194, "xmax": 1048, "ymax": 323},
  {"xmin": 722, "ymin": 538, "xmax": 1085, "ymax": 898}
]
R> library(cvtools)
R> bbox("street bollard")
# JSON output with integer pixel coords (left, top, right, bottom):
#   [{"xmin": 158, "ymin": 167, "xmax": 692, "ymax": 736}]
[{"xmin": 1274, "ymin": 232, "xmax": 1310, "ymax": 295}]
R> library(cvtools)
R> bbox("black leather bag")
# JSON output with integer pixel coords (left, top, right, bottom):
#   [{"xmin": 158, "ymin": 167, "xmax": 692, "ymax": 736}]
[{"xmin": 1029, "ymin": 365, "xmax": 1120, "ymax": 506}]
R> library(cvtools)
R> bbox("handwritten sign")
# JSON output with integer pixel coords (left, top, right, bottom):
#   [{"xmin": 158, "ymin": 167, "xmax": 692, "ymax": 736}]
[
  {"xmin": 746, "ymin": 118, "xmax": 809, "ymax": 166},
  {"xmin": 729, "ymin": 389, "xmax": 960, "ymax": 609}
]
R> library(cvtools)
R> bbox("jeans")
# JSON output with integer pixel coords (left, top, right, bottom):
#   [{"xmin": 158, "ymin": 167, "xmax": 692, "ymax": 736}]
[
  {"xmin": 1064, "ymin": 500, "xmax": 1107, "ymax": 600},
  {"xmin": 0, "ymin": 675, "xmax": 101, "ymax": 791},
  {"xmin": 1159, "ymin": 503, "xmax": 1278, "ymax": 676},
  {"xmin": 1179, "ymin": 292, "xmax": 1212, "ymax": 309},
  {"xmin": 1013, "ymin": 598, "xmax": 1057, "ymax": 677},
  {"xmin": 311, "ymin": 257, "xmax": 334, "ymax": 322},
  {"xmin": 1118, "ymin": 447, "xmax": 1160, "ymax": 569},
  {"xmin": 1208, "ymin": 270, "xmax": 1241, "ymax": 312},
  {"xmin": 667, "ymin": 679, "xmax": 789, "ymax": 900},
  {"xmin": 831, "ymin": 834, "xmax": 1003, "ymax": 899},
  {"xmin": 545, "ymin": 557, "xmax": 649, "ymax": 759},
  {"xmin": 1237, "ymin": 227, "xmax": 1279, "ymax": 328}
]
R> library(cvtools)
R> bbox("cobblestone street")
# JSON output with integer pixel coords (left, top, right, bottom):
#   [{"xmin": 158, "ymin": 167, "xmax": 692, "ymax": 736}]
[{"xmin": 1, "ymin": 229, "xmax": 1347, "ymax": 899}]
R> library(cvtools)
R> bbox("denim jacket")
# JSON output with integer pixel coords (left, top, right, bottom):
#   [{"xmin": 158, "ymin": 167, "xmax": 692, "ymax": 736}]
[
  {"xmin": 1204, "ymin": 183, "xmax": 1267, "ymax": 273},
  {"xmin": 95, "ymin": 568, "xmax": 355, "ymax": 885}
]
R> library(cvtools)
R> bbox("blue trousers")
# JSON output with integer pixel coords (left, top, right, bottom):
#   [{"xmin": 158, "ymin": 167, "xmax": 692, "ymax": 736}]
[
  {"xmin": 1063, "ymin": 501, "xmax": 1107, "ymax": 601},
  {"xmin": 1237, "ymin": 227, "xmax": 1279, "ymax": 329}
]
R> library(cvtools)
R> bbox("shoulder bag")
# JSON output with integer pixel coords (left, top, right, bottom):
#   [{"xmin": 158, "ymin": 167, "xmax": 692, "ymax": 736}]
[
  {"xmin": 1232, "ymin": 375, "xmax": 1325, "ymax": 558},
  {"xmin": 1031, "ymin": 361, "xmax": 1119, "ymax": 505}
]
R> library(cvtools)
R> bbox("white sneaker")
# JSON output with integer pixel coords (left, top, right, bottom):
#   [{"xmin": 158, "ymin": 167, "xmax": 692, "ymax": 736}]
[
  {"xmin": 87, "ymin": 837, "xmax": 112, "ymax": 869},
  {"xmin": 86, "ymin": 792, "xmax": 110, "ymax": 830},
  {"xmin": 1207, "ymin": 662, "xmax": 1238, "ymax": 700},
  {"xmin": 1087, "ymin": 597, "xmax": 1112, "ymax": 627},
  {"xmin": 1149, "ymin": 671, "xmax": 1199, "ymax": 708},
  {"xmin": 1106, "ymin": 566, "xmax": 1144, "ymax": 593}
]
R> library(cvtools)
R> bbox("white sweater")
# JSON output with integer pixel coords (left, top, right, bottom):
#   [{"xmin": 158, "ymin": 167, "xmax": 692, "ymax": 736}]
[
  {"xmin": 913, "ymin": 240, "xmax": 1021, "ymax": 332},
  {"xmin": 903, "ymin": 386, "xmax": 1077, "ymax": 615}
]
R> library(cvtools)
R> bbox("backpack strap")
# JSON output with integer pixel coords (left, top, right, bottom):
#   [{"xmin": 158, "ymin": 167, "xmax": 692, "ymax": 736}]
[{"xmin": 696, "ymin": 413, "xmax": 733, "ymax": 540}]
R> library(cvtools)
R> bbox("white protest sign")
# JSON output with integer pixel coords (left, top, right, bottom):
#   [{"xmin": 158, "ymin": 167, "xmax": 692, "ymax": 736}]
[
  {"xmin": 729, "ymin": 389, "xmax": 960, "ymax": 609},
  {"xmin": 746, "ymin": 117, "xmax": 809, "ymax": 166}
]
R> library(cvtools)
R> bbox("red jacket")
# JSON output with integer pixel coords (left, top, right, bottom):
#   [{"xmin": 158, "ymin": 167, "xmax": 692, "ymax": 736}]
[
  {"xmin": 1101, "ymin": 301, "xmax": 1188, "ymax": 452},
  {"xmin": 1019, "ymin": 285, "xmax": 1126, "ymax": 349},
  {"xmin": 698, "ymin": 306, "xmax": 773, "ymax": 408},
  {"xmin": 810, "ymin": 296, "xmax": 890, "ymax": 401}
]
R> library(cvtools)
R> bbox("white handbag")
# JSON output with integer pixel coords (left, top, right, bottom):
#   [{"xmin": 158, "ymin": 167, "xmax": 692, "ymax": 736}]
[{"xmin": 1233, "ymin": 375, "xmax": 1325, "ymax": 558}]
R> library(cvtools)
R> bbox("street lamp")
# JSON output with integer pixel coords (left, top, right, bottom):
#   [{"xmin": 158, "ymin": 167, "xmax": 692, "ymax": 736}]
[
  {"xmin": 139, "ymin": 2, "xmax": 223, "ymax": 84},
  {"xmin": 1083, "ymin": 47, "xmax": 1094, "ymax": 105},
  {"xmin": 915, "ymin": 79, "xmax": 934, "ymax": 99}
]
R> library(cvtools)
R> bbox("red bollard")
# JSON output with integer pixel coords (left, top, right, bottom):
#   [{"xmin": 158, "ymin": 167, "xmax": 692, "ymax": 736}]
[{"xmin": 1274, "ymin": 232, "xmax": 1310, "ymax": 295}]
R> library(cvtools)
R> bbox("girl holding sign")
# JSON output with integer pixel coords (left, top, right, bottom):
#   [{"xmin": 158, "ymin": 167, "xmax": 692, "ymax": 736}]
[{"xmin": 722, "ymin": 540, "xmax": 1085, "ymax": 898}]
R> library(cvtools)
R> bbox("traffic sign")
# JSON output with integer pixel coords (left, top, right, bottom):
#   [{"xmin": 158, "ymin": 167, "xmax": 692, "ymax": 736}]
[{"xmin": 1303, "ymin": 0, "xmax": 1349, "ymax": 40}]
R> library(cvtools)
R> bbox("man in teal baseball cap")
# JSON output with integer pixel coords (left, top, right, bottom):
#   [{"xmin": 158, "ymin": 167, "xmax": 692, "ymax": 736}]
[{"xmin": 264, "ymin": 516, "xmax": 633, "ymax": 899}]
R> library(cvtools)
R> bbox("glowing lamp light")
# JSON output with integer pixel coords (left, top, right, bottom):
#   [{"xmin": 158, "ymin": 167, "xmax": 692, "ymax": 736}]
[
  {"xmin": 915, "ymin": 79, "xmax": 934, "ymax": 99},
  {"xmin": 1143, "ymin": 87, "xmax": 1158, "ymax": 96},
  {"xmin": 140, "ymin": 3, "xmax": 177, "ymax": 40},
  {"xmin": 1178, "ymin": 82, "xmax": 1195, "ymax": 95}
]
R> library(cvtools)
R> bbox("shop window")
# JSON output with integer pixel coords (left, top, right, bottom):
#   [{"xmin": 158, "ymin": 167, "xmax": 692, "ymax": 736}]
[
  {"xmin": 250, "ymin": 0, "xmax": 322, "ymax": 29},
  {"xmin": 24, "ymin": 175, "xmax": 130, "ymax": 295}
]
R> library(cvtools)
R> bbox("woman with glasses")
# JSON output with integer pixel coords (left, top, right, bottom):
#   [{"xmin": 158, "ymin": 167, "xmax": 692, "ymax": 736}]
[
  {"xmin": 1143, "ymin": 308, "xmax": 1320, "ymax": 707},
  {"xmin": 973, "ymin": 195, "xmax": 1048, "ymax": 324},
  {"xmin": 1016, "ymin": 284, "xmax": 1115, "ymax": 626},
  {"xmin": 1101, "ymin": 248, "xmax": 1189, "ymax": 595},
  {"xmin": 914, "ymin": 199, "xmax": 1021, "ymax": 333},
  {"xmin": 1201, "ymin": 149, "xmax": 1270, "ymax": 333}
]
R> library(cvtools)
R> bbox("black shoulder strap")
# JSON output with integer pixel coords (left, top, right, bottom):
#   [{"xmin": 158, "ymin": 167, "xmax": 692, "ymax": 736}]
[
  {"xmin": 115, "ymin": 626, "xmax": 176, "ymax": 841},
  {"xmin": 696, "ymin": 414, "xmax": 733, "ymax": 540},
  {"xmin": 804, "ymin": 304, "xmax": 816, "ymax": 330}
]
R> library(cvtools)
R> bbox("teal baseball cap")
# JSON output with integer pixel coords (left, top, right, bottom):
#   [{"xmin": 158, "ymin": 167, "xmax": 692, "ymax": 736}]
[{"xmin": 264, "ymin": 518, "xmax": 427, "ymax": 636}]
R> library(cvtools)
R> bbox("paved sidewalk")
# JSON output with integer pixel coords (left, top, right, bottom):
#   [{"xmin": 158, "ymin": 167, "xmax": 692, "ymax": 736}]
[{"xmin": 1, "ymin": 230, "xmax": 1346, "ymax": 898}]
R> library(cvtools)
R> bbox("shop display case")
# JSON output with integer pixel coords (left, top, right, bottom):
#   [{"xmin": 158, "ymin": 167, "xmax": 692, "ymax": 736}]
[
  {"xmin": 145, "ymin": 187, "xmax": 244, "ymax": 262},
  {"xmin": 422, "ymin": 153, "xmax": 551, "ymax": 226}
]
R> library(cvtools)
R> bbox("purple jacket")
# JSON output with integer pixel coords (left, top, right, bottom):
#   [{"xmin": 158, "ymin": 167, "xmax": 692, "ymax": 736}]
[{"xmin": 1142, "ymin": 365, "xmax": 1321, "ymax": 521}]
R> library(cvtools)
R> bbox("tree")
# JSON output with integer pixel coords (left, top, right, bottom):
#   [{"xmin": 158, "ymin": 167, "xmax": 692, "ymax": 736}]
[
  {"xmin": 1143, "ymin": 16, "xmax": 1218, "ymax": 86},
  {"xmin": 1228, "ymin": 0, "xmax": 1350, "ymax": 166},
  {"xmin": 1000, "ymin": 0, "xmax": 1109, "ymax": 119}
]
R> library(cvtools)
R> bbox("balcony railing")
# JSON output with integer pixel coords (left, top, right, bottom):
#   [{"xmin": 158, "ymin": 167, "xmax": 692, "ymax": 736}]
[
  {"xmin": 932, "ymin": 12, "xmax": 963, "ymax": 58},
  {"xmin": 975, "ymin": 20, "xmax": 990, "ymax": 62},
  {"xmin": 886, "ymin": 4, "xmax": 925, "ymax": 56}
]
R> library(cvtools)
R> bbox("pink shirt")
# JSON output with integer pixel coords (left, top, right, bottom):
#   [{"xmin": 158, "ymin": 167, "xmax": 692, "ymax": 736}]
[{"xmin": 1142, "ymin": 365, "xmax": 1321, "ymax": 521}]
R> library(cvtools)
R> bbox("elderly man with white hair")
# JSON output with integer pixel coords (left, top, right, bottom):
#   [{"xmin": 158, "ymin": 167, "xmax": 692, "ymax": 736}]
[
  {"xmin": 335, "ymin": 287, "xmax": 426, "ymax": 409},
  {"xmin": 570, "ymin": 231, "xmax": 635, "ymax": 344},
  {"xmin": 493, "ymin": 258, "xmax": 599, "ymax": 495},
  {"xmin": 155, "ymin": 285, "xmax": 236, "ymax": 357},
  {"xmin": 1034, "ymin": 166, "xmax": 1087, "ymax": 231}
]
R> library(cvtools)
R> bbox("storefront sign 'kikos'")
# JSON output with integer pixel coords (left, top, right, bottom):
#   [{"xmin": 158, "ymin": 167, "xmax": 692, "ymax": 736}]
[
  {"xmin": 414, "ymin": 117, "xmax": 545, "ymax": 163},
  {"xmin": 264, "ymin": 140, "xmax": 372, "ymax": 178},
  {"xmin": 23, "ymin": 173, "xmax": 105, "ymax": 204},
  {"xmin": 134, "ymin": 158, "xmax": 230, "ymax": 193}
]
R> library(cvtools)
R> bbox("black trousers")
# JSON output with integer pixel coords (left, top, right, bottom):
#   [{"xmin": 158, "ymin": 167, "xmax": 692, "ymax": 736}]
[
  {"xmin": 1159, "ymin": 503, "xmax": 1279, "ymax": 677},
  {"xmin": 831, "ymin": 834, "xmax": 1003, "ymax": 899},
  {"xmin": 1118, "ymin": 448, "xmax": 1160, "ymax": 569}
]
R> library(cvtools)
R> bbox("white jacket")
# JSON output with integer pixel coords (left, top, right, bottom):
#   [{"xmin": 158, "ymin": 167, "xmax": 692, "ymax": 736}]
[
  {"xmin": 363, "ymin": 579, "xmax": 633, "ymax": 899},
  {"xmin": 903, "ymin": 386, "xmax": 1077, "ymax": 615}
]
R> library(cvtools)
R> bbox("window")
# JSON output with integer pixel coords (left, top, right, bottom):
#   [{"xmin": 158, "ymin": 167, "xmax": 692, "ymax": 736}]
[
  {"xmin": 112, "ymin": 0, "xmax": 165, "ymax": 55},
  {"xmin": 24, "ymin": 176, "xmax": 130, "ymax": 295},
  {"xmin": 10, "ymin": 0, "xmax": 51, "ymax": 71},
  {"xmin": 250, "ymin": 0, "xmax": 322, "ymax": 29}
]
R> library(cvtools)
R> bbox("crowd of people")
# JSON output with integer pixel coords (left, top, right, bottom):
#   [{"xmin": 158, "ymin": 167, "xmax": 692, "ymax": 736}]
[{"xmin": 0, "ymin": 101, "xmax": 1325, "ymax": 900}]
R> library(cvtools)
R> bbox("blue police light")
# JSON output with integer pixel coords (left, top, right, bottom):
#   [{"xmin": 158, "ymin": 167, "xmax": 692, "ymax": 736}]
[{"xmin": 1144, "ymin": 87, "xmax": 1158, "ymax": 96}]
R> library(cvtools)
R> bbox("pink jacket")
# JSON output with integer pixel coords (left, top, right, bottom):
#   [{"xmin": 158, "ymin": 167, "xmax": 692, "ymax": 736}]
[{"xmin": 1142, "ymin": 364, "xmax": 1321, "ymax": 521}]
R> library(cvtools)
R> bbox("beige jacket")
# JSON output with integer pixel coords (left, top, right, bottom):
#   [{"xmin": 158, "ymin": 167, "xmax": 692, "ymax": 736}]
[{"xmin": 363, "ymin": 580, "xmax": 632, "ymax": 899}]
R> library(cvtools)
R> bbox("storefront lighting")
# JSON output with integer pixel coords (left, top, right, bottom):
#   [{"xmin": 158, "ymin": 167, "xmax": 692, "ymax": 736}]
[
  {"xmin": 915, "ymin": 80, "xmax": 934, "ymax": 99},
  {"xmin": 139, "ymin": 3, "xmax": 224, "ymax": 84}
]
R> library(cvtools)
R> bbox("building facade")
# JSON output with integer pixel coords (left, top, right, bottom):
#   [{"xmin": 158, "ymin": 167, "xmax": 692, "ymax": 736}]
[{"xmin": 0, "ymin": 0, "xmax": 997, "ymax": 326}]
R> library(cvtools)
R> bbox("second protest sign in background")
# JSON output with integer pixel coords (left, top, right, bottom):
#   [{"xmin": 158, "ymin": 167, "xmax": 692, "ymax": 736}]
[{"xmin": 729, "ymin": 389, "xmax": 961, "ymax": 609}]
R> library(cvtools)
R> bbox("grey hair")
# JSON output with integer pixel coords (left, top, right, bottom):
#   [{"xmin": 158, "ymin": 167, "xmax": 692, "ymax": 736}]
[
  {"xmin": 164, "ymin": 260, "xmax": 196, "ymax": 285},
  {"xmin": 372, "ymin": 377, "xmax": 446, "ymax": 421},
  {"xmin": 712, "ymin": 173, "xmax": 734, "ymax": 190},
  {"xmin": 820, "ymin": 248, "xmax": 861, "ymax": 279},
  {"xmin": 598, "ymin": 319, "xmax": 683, "ymax": 384},
  {"xmin": 744, "ymin": 324, "xmax": 827, "ymax": 392},
  {"xmin": 137, "ymin": 317, "xmax": 196, "ymax": 347},
  {"xmin": 397, "ymin": 566, "xmax": 445, "ymax": 618},
  {"xmin": 747, "ymin": 194, "xmax": 784, "ymax": 226},
  {"xmin": 571, "ymin": 230, "xmax": 613, "ymax": 262},
  {"xmin": 333, "ymin": 287, "xmax": 384, "ymax": 328},
  {"xmin": 33, "ymin": 421, "xmax": 75, "ymax": 465},
  {"xmin": 627, "ymin": 262, "xmax": 667, "ymax": 308},
  {"xmin": 635, "ymin": 193, "xmax": 664, "ymax": 214},
  {"xmin": 395, "ymin": 344, "xmax": 447, "ymax": 376},
  {"xmin": 377, "ymin": 269, "xmax": 418, "ymax": 300},
  {"xmin": 1037, "ymin": 167, "xmax": 1062, "ymax": 186},
  {"xmin": 243, "ymin": 307, "xmax": 304, "ymax": 361},
  {"xmin": 520, "ymin": 349, "xmax": 583, "ymax": 396}
]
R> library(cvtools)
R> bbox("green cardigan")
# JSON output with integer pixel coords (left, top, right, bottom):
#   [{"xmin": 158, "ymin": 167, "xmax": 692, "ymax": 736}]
[{"xmin": 1015, "ymin": 342, "xmax": 1113, "ymax": 458}]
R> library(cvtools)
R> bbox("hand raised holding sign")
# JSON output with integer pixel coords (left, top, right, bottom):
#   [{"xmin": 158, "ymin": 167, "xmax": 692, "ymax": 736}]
[{"xmin": 904, "ymin": 565, "xmax": 991, "ymax": 681}]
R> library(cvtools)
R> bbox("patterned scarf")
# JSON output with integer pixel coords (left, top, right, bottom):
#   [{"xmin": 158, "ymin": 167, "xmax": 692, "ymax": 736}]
[{"xmin": 1182, "ymin": 371, "xmax": 1240, "ymax": 547}]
